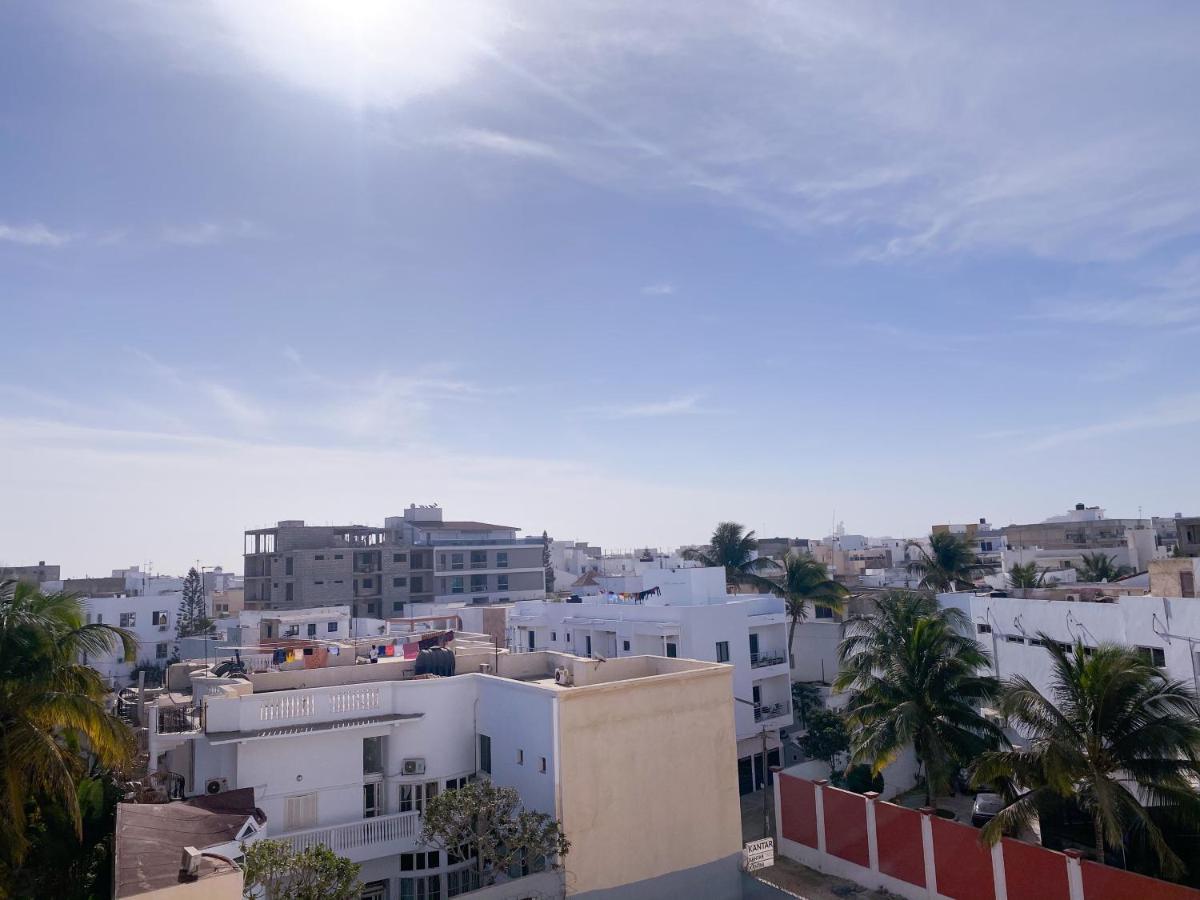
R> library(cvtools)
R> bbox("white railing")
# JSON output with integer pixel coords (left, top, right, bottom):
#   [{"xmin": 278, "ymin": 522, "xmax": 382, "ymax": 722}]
[
  {"xmin": 258, "ymin": 694, "xmax": 316, "ymax": 722},
  {"xmin": 277, "ymin": 811, "xmax": 419, "ymax": 859},
  {"xmin": 750, "ymin": 650, "xmax": 787, "ymax": 668},
  {"xmin": 329, "ymin": 687, "xmax": 381, "ymax": 714}
]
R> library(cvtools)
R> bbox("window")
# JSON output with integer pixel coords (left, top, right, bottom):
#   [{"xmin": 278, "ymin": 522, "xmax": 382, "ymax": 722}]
[
  {"xmin": 716, "ymin": 641, "xmax": 730, "ymax": 663},
  {"xmin": 551, "ymin": 631, "xmax": 557, "ymax": 642},
  {"xmin": 284, "ymin": 624, "xmax": 300, "ymax": 637},
  {"xmin": 327, "ymin": 621, "xmax": 337, "ymax": 633},
  {"xmin": 96, "ymin": 613, "xmax": 103, "ymax": 624},
  {"xmin": 393, "ymin": 577, "xmax": 407, "ymax": 588},
  {"xmin": 411, "ymin": 576, "xmax": 424, "ymax": 593},
  {"xmin": 539, "ymin": 757, "xmax": 547, "ymax": 773},
  {"xmin": 517, "ymin": 749, "xmax": 524, "ymax": 765},
  {"xmin": 285, "ymin": 556, "xmax": 294, "ymax": 575},
  {"xmin": 752, "ymin": 684, "xmax": 762, "ymax": 706},
  {"xmin": 285, "ymin": 583, "xmax": 294, "ymax": 602},
  {"xmin": 120, "ymin": 612, "xmax": 136, "ymax": 628},
  {"xmin": 496, "ymin": 574, "xmax": 509, "ymax": 591},
  {"xmin": 1182, "ymin": 571, "xmax": 1196, "ymax": 598},
  {"xmin": 399, "ymin": 875, "xmax": 440, "ymax": 900},
  {"xmin": 1005, "ymin": 635, "xmax": 1025, "ymax": 644},
  {"xmin": 1027, "ymin": 637, "xmax": 1046, "ymax": 648},
  {"xmin": 398, "ymin": 782, "xmax": 439, "ymax": 814},
  {"xmin": 585, "ymin": 635, "xmax": 592, "ymax": 656},
  {"xmin": 451, "ymin": 553, "xmax": 464, "ymax": 571},
  {"xmin": 977, "ymin": 623, "xmax": 992, "ymax": 634},
  {"xmin": 1056, "ymin": 641, "xmax": 1072, "ymax": 654},
  {"xmin": 361, "ymin": 577, "xmax": 373, "ymax": 589},
  {"xmin": 471, "ymin": 574, "xmax": 487, "ymax": 593},
  {"xmin": 307, "ymin": 623, "xmax": 317, "ymax": 637},
  {"xmin": 815, "ymin": 605, "xmax": 833, "ymax": 619},
  {"xmin": 401, "ymin": 851, "xmax": 441, "ymax": 871},
  {"xmin": 361, "ymin": 881, "xmax": 388, "ymax": 900},
  {"xmin": 623, "ymin": 640, "xmax": 631, "ymax": 652},
  {"xmin": 496, "ymin": 551, "xmax": 508, "ymax": 569},
  {"xmin": 394, "ymin": 553, "xmax": 407, "ymax": 564},
  {"xmin": 152, "ymin": 610, "xmax": 168, "ymax": 626},
  {"xmin": 314, "ymin": 580, "xmax": 325, "ymax": 585},
  {"xmin": 666, "ymin": 642, "xmax": 678, "ymax": 658},
  {"xmin": 156, "ymin": 642, "xmax": 169, "ymax": 659},
  {"xmin": 479, "ymin": 734, "xmax": 492, "ymax": 774},
  {"xmin": 363, "ymin": 781, "xmax": 384, "ymax": 818},
  {"xmin": 1138, "ymin": 646, "xmax": 1166, "ymax": 667},
  {"xmin": 471, "ymin": 550, "xmax": 487, "ymax": 569},
  {"xmin": 363, "ymin": 736, "xmax": 384, "ymax": 775},
  {"xmin": 315, "ymin": 554, "xmax": 325, "ymax": 560},
  {"xmin": 450, "ymin": 576, "xmax": 464, "ymax": 594},
  {"xmin": 445, "ymin": 776, "xmax": 469, "ymax": 792},
  {"xmin": 447, "ymin": 869, "xmax": 480, "ymax": 897},
  {"xmin": 334, "ymin": 554, "xmax": 343, "ymax": 560},
  {"xmin": 284, "ymin": 793, "xmax": 318, "ymax": 830}
]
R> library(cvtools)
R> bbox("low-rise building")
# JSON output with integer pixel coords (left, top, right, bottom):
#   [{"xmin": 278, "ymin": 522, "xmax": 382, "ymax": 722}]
[
  {"xmin": 999, "ymin": 503, "xmax": 1165, "ymax": 575},
  {"xmin": 84, "ymin": 592, "xmax": 183, "ymax": 684},
  {"xmin": 147, "ymin": 644, "xmax": 743, "ymax": 899},
  {"xmin": 509, "ymin": 566, "xmax": 793, "ymax": 795},
  {"xmin": 0, "ymin": 560, "xmax": 60, "ymax": 585},
  {"xmin": 1149, "ymin": 557, "xmax": 1200, "ymax": 598}
]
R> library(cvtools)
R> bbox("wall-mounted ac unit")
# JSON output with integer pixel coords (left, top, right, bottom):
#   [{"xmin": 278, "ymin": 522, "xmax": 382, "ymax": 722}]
[
  {"xmin": 554, "ymin": 667, "xmax": 573, "ymax": 686},
  {"xmin": 205, "ymin": 777, "xmax": 228, "ymax": 795},
  {"xmin": 478, "ymin": 663, "xmax": 492, "ymax": 674},
  {"xmin": 402, "ymin": 758, "xmax": 426, "ymax": 776}
]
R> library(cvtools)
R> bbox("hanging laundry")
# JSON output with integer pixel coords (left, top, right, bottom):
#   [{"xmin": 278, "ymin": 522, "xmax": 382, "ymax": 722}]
[
  {"xmin": 384, "ymin": 644, "xmax": 396, "ymax": 657},
  {"xmin": 271, "ymin": 648, "xmax": 286, "ymax": 665},
  {"xmin": 403, "ymin": 641, "xmax": 419, "ymax": 660},
  {"xmin": 329, "ymin": 646, "xmax": 340, "ymax": 656}
]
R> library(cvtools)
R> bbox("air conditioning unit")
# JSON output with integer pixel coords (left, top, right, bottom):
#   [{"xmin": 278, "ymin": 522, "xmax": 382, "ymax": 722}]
[
  {"xmin": 554, "ymin": 667, "xmax": 573, "ymax": 686},
  {"xmin": 402, "ymin": 758, "xmax": 426, "ymax": 776},
  {"xmin": 478, "ymin": 663, "xmax": 492, "ymax": 674},
  {"xmin": 205, "ymin": 778, "xmax": 228, "ymax": 795}
]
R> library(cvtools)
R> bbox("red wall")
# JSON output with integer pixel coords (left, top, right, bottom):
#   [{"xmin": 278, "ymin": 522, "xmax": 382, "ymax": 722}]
[
  {"xmin": 778, "ymin": 774, "xmax": 819, "ymax": 848},
  {"xmin": 931, "ymin": 816, "xmax": 995, "ymax": 900},
  {"xmin": 823, "ymin": 787, "xmax": 870, "ymax": 868},
  {"xmin": 875, "ymin": 802, "xmax": 926, "ymax": 887},
  {"xmin": 1082, "ymin": 860, "xmax": 1200, "ymax": 900},
  {"xmin": 1003, "ymin": 837, "xmax": 1070, "ymax": 900}
]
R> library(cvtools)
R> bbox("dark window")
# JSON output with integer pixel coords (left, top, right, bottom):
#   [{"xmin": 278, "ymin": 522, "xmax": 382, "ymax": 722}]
[
  {"xmin": 394, "ymin": 553, "xmax": 407, "ymax": 563},
  {"xmin": 496, "ymin": 551, "xmax": 508, "ymax": 568},
  {"xmin": 411, "ymin": 576, "xmax": 424, "ymax": 593},
  {"xmin": 285, "ymin": 556, "xmax": 294, "ymax": 575},
  {"xmin": 977, "ymin": 623, "xmax": 992, "ymax": 634},
  {"xmin": 327, "ymin": 621, "xmax": 337, "ymax": 632},
  {"xmin": 815, "ymin": 605, "xmax": 833, "ymax": 619},
  {"xmin": 334, "ymin": 554, "xmax": 343, "ymax": 560},
  {"xmin": 470, "ymin": 574, "xmax": 487, "ymax": 592},
  {"xmin": 716, "ymin": 641, "xmax": 730, "ymax": 663},
  {"xmin": 551, "ymin": 631, "xmax": 557, "ymax": 641},
  {"xmin": 315, "ymin": 554, "xmax": 325, "ymax": 560},
  {"xmin": 393, "ymin": 601, "xmax": 404, "ymax": 612},
  {"xmin": 285, "ymin": 583, "xmax": 294, "ymax": 602},
  {"xmin": 1138, "ymin": 646, "xmax": 1166, "ymax": 667},
  {"xmin": 479, "ymin": 734, "xmax": 491, "ymax": 774},
  {"xmin": 1005, "ymin": 635, "xmax": 1025, "ymax": 644},
  {"xmin": 451, "ymin": 553, "xmax": 464, "ymax": 570},
  {"xmin": 362, "ymin": 577, "xmax": 373, "ymax": 589},
  {"xmin": 307, "ymin": 623, "xmax": 317, "ymax": 637},
  {"xmin": 394, "ymin": 577, "xmax": 407, "ymax": 588},
  {"xmin": 623, "ymin": 640, "xmax": 631, "ymax": 652},
  {"xmin": 470, "ymin": 550, "xmax": 487, "ymax": 568},
  {"xmin": 666, "ymin": 642, "xmax": 678, "ymax": 658},
  {"xmin": 497, "ymin": 574, "xmax": 509, "ymax": 591},
  {"xmin": 363, "ymin": 736, "xmax": 384, "ymax": 775}
]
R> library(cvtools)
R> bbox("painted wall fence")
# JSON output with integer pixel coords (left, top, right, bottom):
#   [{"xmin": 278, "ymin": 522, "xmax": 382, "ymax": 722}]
[{"xmin": 772, "ymin": 770, "xmax": 1200, "ymax": 900}]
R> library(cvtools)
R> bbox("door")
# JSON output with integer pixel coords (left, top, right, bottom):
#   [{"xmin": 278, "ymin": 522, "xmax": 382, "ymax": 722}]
[
  {"xmin": 363, "ymin": 781, "xmax": 383, "ymax": 818},
  {"xmin": 737, "ymin": 756, "xmax": 754, "ymax": 795},
  {"xmin": 749, "ymin": 632, "xmax": 760, "ymax": 660},
  {"xmin": 527, "ymin": 629, "xmax": 536, "ymax": 650},
  {"xmin": 585, "ymin": 635, "xmax": 592, "ymax": 657}
]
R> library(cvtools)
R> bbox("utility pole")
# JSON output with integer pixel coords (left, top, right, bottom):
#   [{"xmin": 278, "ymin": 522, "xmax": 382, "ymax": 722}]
[{"xmin": 735, "ymin": 696, "xmax": 775, "ymax": 840}]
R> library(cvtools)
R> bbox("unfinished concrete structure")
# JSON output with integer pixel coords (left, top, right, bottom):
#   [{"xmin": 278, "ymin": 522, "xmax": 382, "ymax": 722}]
[
  {"xmin": 0, "ymin": 561, "xmax": 60, "ymax": 585},
  {"xmin": 244, "ymin": 504, "xmax": 546, "ymax": 617}
]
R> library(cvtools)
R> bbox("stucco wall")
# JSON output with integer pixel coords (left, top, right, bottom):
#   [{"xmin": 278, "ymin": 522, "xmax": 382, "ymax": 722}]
[{"xmin": 555, "ymin": 666, "xmax": 742, "ymax": 896}]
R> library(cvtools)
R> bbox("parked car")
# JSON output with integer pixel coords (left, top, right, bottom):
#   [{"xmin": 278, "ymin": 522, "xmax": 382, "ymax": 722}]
[{"xmin": 972, "ymin": 792, "xmax": 1005, "ymax": 828}]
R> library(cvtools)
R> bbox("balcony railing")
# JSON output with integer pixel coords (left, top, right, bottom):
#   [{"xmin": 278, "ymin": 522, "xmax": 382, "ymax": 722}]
[
  {"xmin": 277, "ymin": 811, "xmax": 419, "ymax": 861},
  {"xmin": 754, "ymin": 703, "xmax": 788, "ymax": 722},
  {"xmin": 750, "ymin": 650, "xmax": 787, "ymax": 668},
  {"xmin": 156, "ymin": 705, "xmax": 202, "ymax": 734}
]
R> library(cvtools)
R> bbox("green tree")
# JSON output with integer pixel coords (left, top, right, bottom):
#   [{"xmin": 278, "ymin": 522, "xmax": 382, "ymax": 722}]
[
  {"xmin": 791, "ymin": 681, "xmax": 825, "ymax": 729},
  {"xmin": 973, "ymin": 637, "xmax": 1200, "ymax": 877},
  {"xmin": 906, "ymin": 532, "xmax": 990, "ymax": 592},
  {"xmin": 542, "ymin": 531, "xmax": 555, "ymax": 594},
  {"xmin": 1007, "ymin": 561, "xmax": 1047, "ymax": 591},
  {"xmin": 769, "ymin": 553, "xmax": 848, "ymax": 665},
  {"xmin": 242, "ymin": 839, "xmax": 361, "ymax": 900},
  {"xmin": 683, "ymin": 522, "xmax": 775, "ymax": 591},
  {"xmin": 1072, "ymin": 552, "xmax": 1135, "ymax": 583},
  {"xmin": 0, "ymin": 579, "xmax": 136, "ymax": 874},
  {"xmin": 420, "ymin": 780, "xmax": 569, "ymax": 887},
  {"xmin": 175, "ymin": 567, "xmax": 213, "ymax": 649},
  {"xmin": 834, "ymin": 591, "xmax": 1004, "ymax": 806},
  {"xmin": 798, "ymin": 709, "xmax": 850, "ymax": 777}
]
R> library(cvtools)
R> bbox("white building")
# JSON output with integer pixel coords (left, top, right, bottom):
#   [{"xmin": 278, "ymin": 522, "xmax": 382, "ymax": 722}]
[
  {"xmin": 508, "ymin": 566, "xmax": 793, "ymax": 795},
  {"xmin": 148, "ymin": 646, "xmax": 744, "ymax": 899},
  {"xmin": 938, "ymin": 590, "xmax": 1200, "ymax": 699},
  {"xmin": 84, "ymin": 592, "xmax": 183, "ymax": 684}
]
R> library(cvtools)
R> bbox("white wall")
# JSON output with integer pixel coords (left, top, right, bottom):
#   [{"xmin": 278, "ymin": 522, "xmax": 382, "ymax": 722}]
[{"xmin": 83, "ymin": 594, "xmax": 178, "ymax": 682}]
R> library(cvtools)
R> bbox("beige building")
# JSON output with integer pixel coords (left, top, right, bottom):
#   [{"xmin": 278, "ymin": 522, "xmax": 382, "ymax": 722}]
[
  {"xmin": 210, "ymin": 587, "xmax": 244, "ymax": 618},
  {"xmin": 1149, "ymin": 557, "xmax": 1200, "ymax": 598},
  {"xmin": 0, "ymin": 560, "xmax": 60, "ymax": 585}
]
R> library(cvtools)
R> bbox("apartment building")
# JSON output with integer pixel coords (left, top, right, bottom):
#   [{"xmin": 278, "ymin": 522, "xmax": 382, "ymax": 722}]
[
  {"xmin": 932, "ymin": 518, "xmax": 1004, "ymax": 569},
  {"xmin": 999, "ymin": 503, "xmax": 1165, "ymax": 574},
  {"xmin": 939, "ymin": 589, "xmax": 1200, "ymax": 699},
  {"xmin": 147, "ymin": 646, "xmax": 743, "ymax": 899},
  {"xmin": 244, "ymin": 505, "xmax": 545, "ymax": 618},
  {"xmin": 509, "ymin": 566, "xmax": 793, "ymax": 795},
  {"xmin": 83, "ymin": 591, "xmax": 187, "ymax": 684},
  {"xmin": 0, "ymin": 560, "xmax": 60, "ymax": 585}
]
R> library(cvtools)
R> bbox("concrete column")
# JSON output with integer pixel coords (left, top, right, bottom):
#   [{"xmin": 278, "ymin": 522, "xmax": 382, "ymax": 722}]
[
  {"xmin": 770, "ymin": 766, "xmax": 783, "ymax": 845},
  {"xmin": 919, "ymin": 807, "xmax": 937, "ymax": 898},
  {"xmin": 863, "ymin": 791, "xmax": 880, "ymax": 873},
  {"xmin": 991, "ymin": 841, "xmax": 1007, "ymax": 900},
  {"xmin": 1064, "ymin": 849, "xmax": 1085, "ymax": 900},
  {"xmin": 814, "ymin": 779, "xmax": 828, "ymax": 855}
]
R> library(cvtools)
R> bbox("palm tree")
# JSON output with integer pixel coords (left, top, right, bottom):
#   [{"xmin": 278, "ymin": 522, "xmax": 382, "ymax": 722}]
[
  {"xmin": 1007, "ymin": 561, "xmax": 1047, "ymax": 591},
  {"xmin": 834, "ymin": 591, "xmax": 1005, "ymax": 805},
  {"xmin": 0, "ymin": 579, "xmax": 136, "ymax": 866},
  {"xmin": 683, "ymin": 522, "xmax": 775, "ymax": 592},
  {"xmin": 1072, "ymin": 552, "xmax": 1134, "ymax": 583},
  {"xmin": 906, "ymin": 531, "xmax": 990, "ymax": 592},
  {"xmin": 770, "ymin": 553, "xmax": 848, "ymax": 665},
  {"xmin": 973, "ymin": 637, "xmax": 1200, "ymax": 876}
]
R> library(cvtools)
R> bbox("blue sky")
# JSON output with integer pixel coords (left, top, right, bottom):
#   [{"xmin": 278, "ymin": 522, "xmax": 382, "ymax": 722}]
[{"xmin": 3, "ymin": 2, "xmax": 1200, "ymax": 576}]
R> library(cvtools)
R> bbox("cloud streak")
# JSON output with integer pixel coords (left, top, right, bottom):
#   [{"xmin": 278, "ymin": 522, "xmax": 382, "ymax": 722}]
[{"xmin": 0, "ymin": 222, "xmax": 71, "ymax": 247}]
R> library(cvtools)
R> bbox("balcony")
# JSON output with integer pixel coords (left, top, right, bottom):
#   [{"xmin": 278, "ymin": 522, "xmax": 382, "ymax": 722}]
[
  {"xmin": 754, "ymin": 702, "xmax": 789, "ymax": 723},
  {"xmin": 277, "ymin": 811, "xmax": 420, "ymax": 863},
  {"xmin": 749, "ymin": 649, "xmax": 787, "ymax": 669}
]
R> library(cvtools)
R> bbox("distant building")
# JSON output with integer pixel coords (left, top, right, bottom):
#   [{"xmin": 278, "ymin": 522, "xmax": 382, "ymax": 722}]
[
  {"xmin": 999, "ymin": 503, "xmax": 1165, "ymax": 574},
  {"xmin": 244, "ymin": 504, "xmax": 546, "ymax": 618},
  {"xmin": 932, "ymin": 518, "xmax": 1003, "ymax": 569},
  {"xmin": 1149, "ymin": 557, "xmax": 1200, "ymax": 598},
  {"xmin": 0, "ymin": 560, "xmax": 60, "ymax": 586},
  {"xmin": 1175, "ymin": 516, "xmax": 1200, "ymax": 557}
]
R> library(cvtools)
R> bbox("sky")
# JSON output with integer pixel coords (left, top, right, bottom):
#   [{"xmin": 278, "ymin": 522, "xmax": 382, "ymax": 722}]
[{"xmin": 3, "ymin": 2, "xmax": 1200, "ymax": 577}]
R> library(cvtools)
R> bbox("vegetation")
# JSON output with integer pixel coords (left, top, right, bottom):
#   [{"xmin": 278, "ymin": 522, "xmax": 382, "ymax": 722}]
[
  {"xmin": 1007, "ymin": 561, "xmax": 1048, "ymax": 590},
  {"xmin": 1072, "ymin": 551, "xmax": 1134, "ymax": 583},
  {"xmin": 542, "ymin": 530, "xmax": 555, "ymax": 593},
  {"xmin": 420, "ymin": 780, "xmax": 569, "ymax": 887},
  {"xmin": 791, "ymin": 681, "xmax": 825, "ymax": 729},
  {"xmin": 906, "ymin": 531, "xmax": 990, "ymax": 592},
  {"xmin": 770, "ymin": 553, "xmax": 848, "ymax": 665},
  {"xmin": 242, "ymin": 839, "xmax": 361, "ymax": 900},
  {"xmin": 175, "ymin": 566, "xmax": 213, "ymax": 649},
  {"xmin": 834, "ymin": 591, "xmax": 1004, "ymax": 806},
  {"xmin": 683, "ymin": 522, "xmax": 775, "ymax": 591},
  {"xmin": 798, "ymin": 709, "xmax": 850, "ymax": 778},
  {"xmin": 837, "ymin": 763, "xmax": 885, "ymax": 795},
  {"xmin": 0, "ymin": 579, "xmax": 136, "ymax": 890},
  {"xmin": 973, "ymin": 637, "xmax": 1200, "ymax": 877}
]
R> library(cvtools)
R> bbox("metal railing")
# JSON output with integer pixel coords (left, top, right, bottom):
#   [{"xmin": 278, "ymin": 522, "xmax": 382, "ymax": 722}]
[
  {"xmin": 156, "ymin": 705, "xmax": 202, "ymax": 734},
  {"xmin": 750, "ymin": 650, "xmax": 787, "ymax": 668},
  {"xmin": 277, "ymin": 811, "xmax": 419, "ymax": 857},
  {"xmin": 754, "ymin": 703, "xmax": 788, "ymax": 722}
]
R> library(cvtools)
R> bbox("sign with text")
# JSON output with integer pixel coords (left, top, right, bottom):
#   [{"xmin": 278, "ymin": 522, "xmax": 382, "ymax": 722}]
[{"xmin": 743, "ymin": 837, "xmax": 774, "ymax": 871}]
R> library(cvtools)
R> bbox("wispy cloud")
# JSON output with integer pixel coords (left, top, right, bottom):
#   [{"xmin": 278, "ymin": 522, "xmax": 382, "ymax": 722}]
[
  {"xmin": 202, "ymin": 383, "xmax": 264, "ymax": 427},
  {"xmin": 601, "ymin": 394, "xmax": 715, "ymax": 419},
  {"xmin": 1015, "ymin": 393, "xmax": 1200, "ymax": 450},
  {"xmin": 442, "ymin": 128, "xmax": 563, "ymax": 162},
  {"xmin": 640, "ymin": 282, "xmax": 676, "ymax": 296},
  {"xmin": 0, "ymin": 222, "xmax": 71, "ymax": 247},
  {"xmin": 160, "ymin": 219, "xmax": 266, "ymax": 246},
  {"xmin": 1034, "ymin": 253, "xmax": 1200, "ymax": 328}
]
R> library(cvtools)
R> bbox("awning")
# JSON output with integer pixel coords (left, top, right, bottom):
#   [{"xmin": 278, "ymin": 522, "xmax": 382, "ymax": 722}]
[{"xmin": 207, "ymin": 713, "xmax": 423, "ymax": 745}]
